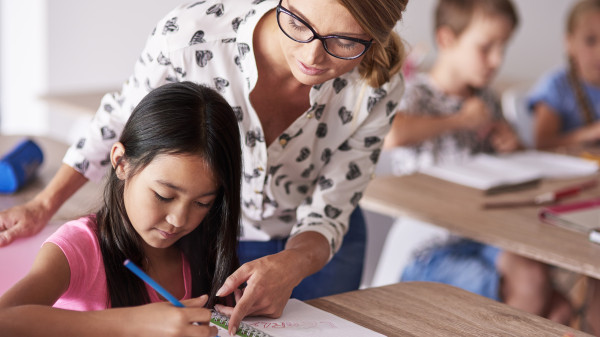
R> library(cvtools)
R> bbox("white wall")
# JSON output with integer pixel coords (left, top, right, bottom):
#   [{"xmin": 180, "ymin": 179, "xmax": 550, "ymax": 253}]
[
  {"xmin": 397, "ymin": 0, "xmax": 575, "ymax": 88},
  {"xmin": 0, "ymin": 0, "xmax": 579, "ymax": 137}
]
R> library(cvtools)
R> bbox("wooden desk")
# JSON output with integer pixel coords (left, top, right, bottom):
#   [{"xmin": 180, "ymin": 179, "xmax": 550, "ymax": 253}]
[
  {"xmin": 0, "ymin": 135, "xmax": 102, "ymax": 294},
  {"xmin": 360, "ymin": 173, "xmax": 600, "ymax": 279},
  {"xmin": 308, "ymin": 281, "xmax": 590, "ymax": 336}
]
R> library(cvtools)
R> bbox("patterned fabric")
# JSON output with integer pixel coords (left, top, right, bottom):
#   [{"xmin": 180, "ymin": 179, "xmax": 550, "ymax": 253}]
[
  {"xmin": 527, "ymin": 67, "xmax": 600, "ymax": 133},
  {"xmin": 62, "ymin": 0, "xmax": 404, "ymax": 258},
  {"xmin": 389, "ymin": 73, "xmax": 503, "ymax": 176},
  {"xmin": 45, "ymin": 216, "xmax": 192, "ymax": 310}
]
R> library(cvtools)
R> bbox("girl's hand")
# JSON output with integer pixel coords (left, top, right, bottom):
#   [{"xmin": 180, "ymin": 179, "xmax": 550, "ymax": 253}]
[
  {"xmin": 128, "ymin": 295, "xmax": 217, "ymax": 337},
  {"xmin": 490, "ymin": 122, "xmax": 522, "ymax": 153},
  {"xmin": 213, "ymin": 250, "xmax": 305, "ymax": 335}
]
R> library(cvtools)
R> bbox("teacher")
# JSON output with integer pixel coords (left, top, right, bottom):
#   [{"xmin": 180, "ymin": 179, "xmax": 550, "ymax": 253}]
[{"xmin": 0, "ymin": 0, "xmax": 407, "ymax": 333}]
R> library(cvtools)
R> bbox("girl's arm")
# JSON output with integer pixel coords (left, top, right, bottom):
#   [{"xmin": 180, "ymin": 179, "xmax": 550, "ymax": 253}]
[
  {"xmin": 0, "ymin": 243, "xmax": 216, "ymax": 337},
  {"xmin": 534, "ymin": 102, "xmax": 600, "ymax": 149},
  {"xmin": 384, "ymin": 97, "xmax": 493, "ymax": 148}
]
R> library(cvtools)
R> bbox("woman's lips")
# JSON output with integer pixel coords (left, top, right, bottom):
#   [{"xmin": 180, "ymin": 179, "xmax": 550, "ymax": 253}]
[{"xmin": 297, "ymin": 60, "xmax": 326, "ymax": 76}]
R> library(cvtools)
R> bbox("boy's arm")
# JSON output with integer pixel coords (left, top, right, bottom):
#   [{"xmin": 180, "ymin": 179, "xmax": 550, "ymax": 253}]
[{"xmin": 384, "ymin": 112, "xmax": 467, "ymax": 148}]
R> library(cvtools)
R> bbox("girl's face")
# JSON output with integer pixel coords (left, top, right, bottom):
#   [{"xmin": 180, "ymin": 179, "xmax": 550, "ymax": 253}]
[
  {"xmin": 445, "ymin": 13, "xmax": 514, "ymax": 89},
  {"xmin": 114, "ymin": 146, "xmax": 219, "ymax": 251},
  {"xmin": 277, "ymin": 0, "xmax": 369, "ymax": 86},
  {"xmin": 567, "ymin": 9, "xmax": 600, "ymax": 86}
]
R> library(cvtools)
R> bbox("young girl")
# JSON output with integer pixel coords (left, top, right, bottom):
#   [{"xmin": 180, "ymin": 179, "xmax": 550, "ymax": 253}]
[
  {"xmin": 529, "ymin": 0, "xmax": 600, "ymax": 149},
  {"xmin": 383, "ymin": 0, "xmax": 573, "ymax": 325},
  {"xmin": 0, "ymin": 82, "xmax": 242, "ymax": 337}
]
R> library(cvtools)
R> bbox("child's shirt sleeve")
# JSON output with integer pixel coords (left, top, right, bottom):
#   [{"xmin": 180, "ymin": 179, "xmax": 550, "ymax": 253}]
[{"xmin": 44, "ymin": 216, "xmax": 108, "ymax": 311}]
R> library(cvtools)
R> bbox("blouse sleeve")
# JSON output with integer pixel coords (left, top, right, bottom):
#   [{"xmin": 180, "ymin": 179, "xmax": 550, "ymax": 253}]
[
  {"xmin": 291, "ymin": 75, "xmax": 405, "ymax": 259},
  {"xmin": 62, "ymin": 18, "xmax": 180, "ymax": 182}
]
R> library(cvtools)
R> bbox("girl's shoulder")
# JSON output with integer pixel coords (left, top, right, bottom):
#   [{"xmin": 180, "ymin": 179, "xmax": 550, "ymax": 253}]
[{"xmin": 45, "ymin": 216, "xmax": 99, "ymax": 254}]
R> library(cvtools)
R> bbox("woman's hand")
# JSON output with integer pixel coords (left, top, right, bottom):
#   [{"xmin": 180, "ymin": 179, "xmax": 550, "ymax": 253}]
[
  {"xmin": 212, "ymin": 250, "xmax": 304, "ymax": 335},
  {"xmin": 212, "ymin": 232, "xmax": 329, "ymax": 336},
  {"xmin": 126, "ymin": 295, "xmax": 218, "ymax": 337},
  {"xmin": 456, "ymin": 97, "xmax": 493, "ymax": 131},
  {"xmin": 0, "ymin": 199, "xmax": 53, "ymax": 246}
]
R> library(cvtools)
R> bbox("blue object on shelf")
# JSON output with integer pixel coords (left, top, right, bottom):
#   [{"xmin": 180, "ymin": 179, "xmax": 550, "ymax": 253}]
[{"xmin": 0, "ymin": 139, "xmax": 44, "ymax": 193}]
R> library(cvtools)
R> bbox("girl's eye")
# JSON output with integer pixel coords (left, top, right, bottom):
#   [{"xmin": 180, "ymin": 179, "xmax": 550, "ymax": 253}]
[
  {"xmin": 154, "ymin": 192, "xmax": 173, "ymax": 202},
  {"xmin": 195, "ymin": 201, "xmax": 212, "ymax": 208}
]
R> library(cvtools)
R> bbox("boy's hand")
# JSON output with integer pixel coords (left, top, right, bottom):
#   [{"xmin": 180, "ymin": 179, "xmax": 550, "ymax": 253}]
[
  {"xmin": 455, "ymin": 97, "xmax": 492, "ymax": 131},
  {"xmin": 490, "ymin": 122, "xmax": 522, "ymax": 153}
]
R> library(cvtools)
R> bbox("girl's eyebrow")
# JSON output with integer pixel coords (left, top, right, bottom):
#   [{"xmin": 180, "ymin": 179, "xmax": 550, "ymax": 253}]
[{"xmin": 156, "ymin": 180, "xmax": 218, "ymax": 197}]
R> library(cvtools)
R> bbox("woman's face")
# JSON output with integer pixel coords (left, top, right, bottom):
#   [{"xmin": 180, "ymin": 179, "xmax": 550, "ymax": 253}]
[{"xmin": 277, "ymin": 0, "xmax": 370, "ymax": 86}]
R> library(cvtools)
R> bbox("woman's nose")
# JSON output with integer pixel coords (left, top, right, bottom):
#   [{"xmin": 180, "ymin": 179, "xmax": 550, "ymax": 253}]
[{"xmin": 302, "ymin": 39, "xmax": 327, "ymax": 65}]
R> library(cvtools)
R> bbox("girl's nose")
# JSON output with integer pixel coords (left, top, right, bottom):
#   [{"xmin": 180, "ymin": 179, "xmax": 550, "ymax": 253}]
[{"xmin": 165, "ymin": 206, "xmax": 188, "ymax": 228}]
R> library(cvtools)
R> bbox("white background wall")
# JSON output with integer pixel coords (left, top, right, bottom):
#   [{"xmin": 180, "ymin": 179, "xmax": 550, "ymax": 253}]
[{"xmin": 0, "ymin": 0, "xmax": 578, "ymax": 137}]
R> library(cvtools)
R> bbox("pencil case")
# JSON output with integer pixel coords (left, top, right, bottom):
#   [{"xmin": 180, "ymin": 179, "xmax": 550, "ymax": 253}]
[{"xmin": 0, "ymin": 138, "xmax": 44, "ymax": 193}]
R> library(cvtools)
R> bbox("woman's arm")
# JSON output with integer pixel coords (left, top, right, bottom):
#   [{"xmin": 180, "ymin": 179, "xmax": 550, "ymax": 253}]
[
  {"xmin": 0, "ymin": 243, "xmax": 216, "ymax": 337},
  {"xmin": 0, "ymin": 164, "xmax": 88, "ymax": 246},
  {"xmin": 534, "ymin": 102, "xmax": 600, "ymax": 149}
]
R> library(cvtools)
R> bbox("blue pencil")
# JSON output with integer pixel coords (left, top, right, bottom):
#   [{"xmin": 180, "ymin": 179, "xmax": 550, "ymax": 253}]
[{"xmin": 123, "ymin": 259, "xmax": 185, "ymax": 307}]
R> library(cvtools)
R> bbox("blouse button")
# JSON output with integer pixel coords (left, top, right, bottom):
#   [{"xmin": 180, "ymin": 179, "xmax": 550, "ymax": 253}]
[
  {"xmin": 306, "ymin": 113, "xmax": 313, "ymax": 119},
  {"xmin": 258, "ymin": 166, "xmax": 264, "ymax": 171},
  {"xmin": 279, "ymin": 139, "xmax": 287, "ymax": 146},
  {"xmin": 254, "ymin": 189, "xmax": 261, "ymax": 194}
]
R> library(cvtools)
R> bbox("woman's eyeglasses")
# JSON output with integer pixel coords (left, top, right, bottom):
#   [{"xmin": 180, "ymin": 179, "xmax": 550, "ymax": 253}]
[{"xmin": 276, "ymin": 1, "xmax": 373, "ymax": 60}]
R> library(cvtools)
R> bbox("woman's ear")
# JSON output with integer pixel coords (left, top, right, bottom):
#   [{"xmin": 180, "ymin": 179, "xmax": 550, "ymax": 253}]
[{"xmin": 110, "ymin": 142, "xmax": 127, "ymax": 180}]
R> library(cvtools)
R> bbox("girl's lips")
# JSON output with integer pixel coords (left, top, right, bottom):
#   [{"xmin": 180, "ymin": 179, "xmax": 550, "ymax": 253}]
[
  {"xmin": 297, "ymin": 60, "xmax": 326, "ymax": 76},
  {"xmin": 157, "ymin": 228, "xmax": 177, "ymax": 239}
]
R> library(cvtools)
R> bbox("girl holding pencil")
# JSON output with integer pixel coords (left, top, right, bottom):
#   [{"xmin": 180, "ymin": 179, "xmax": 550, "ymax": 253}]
[{"xmin": 0, "ymin": 82, "xmax": 241, "ymax": 337}]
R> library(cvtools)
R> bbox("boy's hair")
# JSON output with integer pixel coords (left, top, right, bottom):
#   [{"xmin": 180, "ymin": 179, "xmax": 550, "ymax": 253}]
[
  {"xmin": 339, "ymin": 0, "xmax": 408, "ymax": 88},
  {"xmin": 434, "ymin": 0, "xmax": 519, "ymax": 36},
  {"xmin": 565, "ymin": 0, "xmax": 600, "ymax": 125},
  {"xmin": 96, "ymin": 81, "xmax": 242, "ymax": 308}
]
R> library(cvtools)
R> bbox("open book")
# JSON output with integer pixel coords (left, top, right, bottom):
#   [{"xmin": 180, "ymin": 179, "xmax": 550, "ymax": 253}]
[
  {"xmin": 420, "ymin": 150, "xmax": 599, "ymax": 194},
  {"xmin": 211, "ymin": 298, "xmax": 384, "ymax": 337}
]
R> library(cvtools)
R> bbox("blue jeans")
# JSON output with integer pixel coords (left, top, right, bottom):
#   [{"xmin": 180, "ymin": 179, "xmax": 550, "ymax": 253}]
[
  {"xmin": 238, "ymin": 207, "xmax": 366, "ymax": 300},
  {"xmin": 401, "ymin": 239, "xmax": 502, "ymax": 301}
]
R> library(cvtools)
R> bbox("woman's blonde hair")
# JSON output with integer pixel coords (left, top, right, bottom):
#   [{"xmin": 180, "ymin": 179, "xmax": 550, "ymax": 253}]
[
  {"xmin": 339, "ymin": 0, "xmax": 408, "ymax": 88},
  {"xmin": 565, "ymin": 0, "xmax": 600, "ymax": 125}
]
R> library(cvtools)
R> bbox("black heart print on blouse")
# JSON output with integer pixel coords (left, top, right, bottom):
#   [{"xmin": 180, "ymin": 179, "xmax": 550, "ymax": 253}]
[
  {"xmin": 338, "ymin": 107, "xmax": 352, "ymax": 124},
  {"xmin": 163, "ymin": 17, "xmax": 179, "ymax": 35},
  {"xmin": 346, "ymin": 162, "xmax": 361, "ymax": 180},
  {"xmin": 189, "ymin": 30, "xmax": 206, "ymax": 45},
  {"xmin": 195, "ymin": 50, "xmax": 213, "ymax": 67},
  {"xmin": 206, "ymin": 3, "xmax": 224, "ymax": 16}
]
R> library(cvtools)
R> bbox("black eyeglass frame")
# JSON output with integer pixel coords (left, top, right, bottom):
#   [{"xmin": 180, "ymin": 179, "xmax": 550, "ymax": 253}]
[{"xmin": 275, "ymin": 1, "xmax": 373, "ymax": 60}]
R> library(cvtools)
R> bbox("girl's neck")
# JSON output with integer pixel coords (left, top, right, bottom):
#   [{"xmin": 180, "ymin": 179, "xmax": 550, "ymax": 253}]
[
  {"xmin": 143, "ymin": 244, "xmax": 180, "ymax": 270},
  {"xmin": 429, "ymin": 59, "xmax": 473, "ymax": 98}
]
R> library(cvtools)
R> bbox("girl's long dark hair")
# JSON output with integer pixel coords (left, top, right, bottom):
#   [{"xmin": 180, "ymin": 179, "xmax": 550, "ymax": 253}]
[{"xmin": 96, "ymin": 81, "xmax": 242, "ymax": 308}]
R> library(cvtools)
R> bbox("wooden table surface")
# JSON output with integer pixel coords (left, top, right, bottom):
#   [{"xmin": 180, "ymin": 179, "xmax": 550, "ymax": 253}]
[
  {"xmin": 307, "ymin": 281, "xmax": 590, "ymax": 336},
  {"xmin": 360, "ymin": 173, "xmax": 600, "ymax": 279}
]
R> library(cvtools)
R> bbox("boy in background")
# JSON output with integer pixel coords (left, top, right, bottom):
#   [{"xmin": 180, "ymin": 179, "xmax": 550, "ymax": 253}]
[{"xmin": 384, "ymin": 0, "xmax": 572, "ymax": 324}]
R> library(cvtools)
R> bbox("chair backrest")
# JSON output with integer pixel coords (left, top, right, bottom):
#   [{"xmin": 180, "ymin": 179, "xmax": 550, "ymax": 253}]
[{"xmin": 501, "ymin": 84, "xmax": 535, "ymax": 148}]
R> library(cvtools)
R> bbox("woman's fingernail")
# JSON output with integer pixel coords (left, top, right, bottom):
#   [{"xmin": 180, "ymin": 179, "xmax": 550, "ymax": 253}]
[
  {"xmin": 216, "ymin": 287, "xmax": 224, "ymax": 296},
  {"xmin": 214, "ymin": 304, "xmax": 223, "ymax": 312}
]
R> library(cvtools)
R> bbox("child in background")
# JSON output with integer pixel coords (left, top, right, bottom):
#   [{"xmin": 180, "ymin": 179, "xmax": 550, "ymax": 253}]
[
  {"xmin": 529, "ymin": 1, "xmax": 600, "ymax": 333},
  {"xmin": 0, "ymin": 82, "xmax": 242, "ymax": 337},
  {"xmin": 383, "ymin": 0, "xmax": 573, "ymax": 325},
  {"xmin": 528, "ymin": 0, "xmax": 600, "ymax": 149}
]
